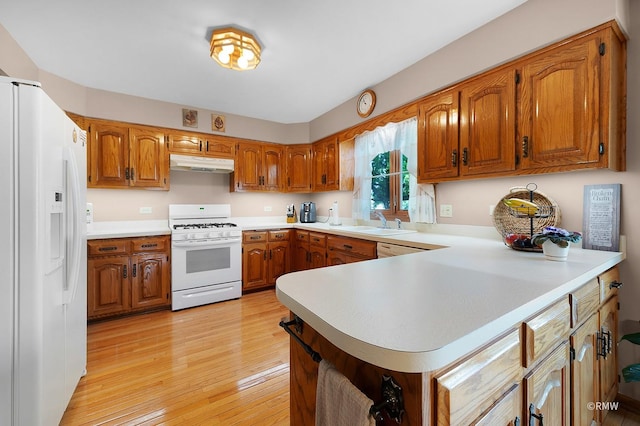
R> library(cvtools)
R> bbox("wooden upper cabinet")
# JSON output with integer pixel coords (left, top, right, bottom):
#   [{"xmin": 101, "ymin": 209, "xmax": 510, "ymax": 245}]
[
  {"xmin": 518, "ymin": 36, "xmax": 601, "ymax": 170},
  {"xmin": 88, "ymin": 122, "xmax": 130, "ymax": 188},
  {"xmin": 88, "ymin": 120, "xmax": 168, "ymax": 189},
  {"xmin": 168, "ymin": 132, "xmax": 201, "ymax": 155},
  {"xmin": 312, "ymin": 137, "xmax": 339, "ymax": 191},
  {"xmin": 262, "ymin": 144, "xmax": 284, "ymax": 191},
  {"xmin": 129, "ymin": 127, "xmax": 168, "ymax": 189},
  {"xmin": 168, "ymin": 132, "xmax": 234, "ymax": 158},
  {"xmin": 417, "ymin": 89, "xmax": 459, "ymax": 181},
  {"xmin": 286, "ymin": 144, "xmax": 312, "ymax": 192},
  {"xmin": 459, "ymin": 68, "xmax": 517, "ymax": 177},
  {"xmin": 233, "ymin": 141, "xmax": 283, "ymax": 192}
]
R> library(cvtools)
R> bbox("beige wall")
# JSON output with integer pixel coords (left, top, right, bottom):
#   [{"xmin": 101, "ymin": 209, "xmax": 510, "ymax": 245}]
[{"xmin": 2, "ymin": 0, "xmax": 639, "ymax": 400}]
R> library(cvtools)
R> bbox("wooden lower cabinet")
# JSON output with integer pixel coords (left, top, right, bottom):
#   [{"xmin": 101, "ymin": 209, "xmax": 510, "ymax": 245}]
[
  {"xmin": 599, "ymin": 295, "xmax": 619, "ymax": 405},
  {"xmin": 326, "ymin": 235, "xmax": 376, "ymax": 265},
  {"xmin": 286, "ymin": 266, "xmax": 621, "ymax": 425},
  {"xmin": 570, "ymin": 313, "xmax": 599, "ymax": 426},
  {"xmin": 293, "ymin": 230, "xmax": 327, "ymax": 271},
  {"xmin": 242, "ymin": 230, "xmax": 290, "ymax": 292},
  {"xmin": 87, "ymin": 235, "xmax": 170, "ymax": 320},
  {"xmin": 524, "ymin": 341, "xmax": 571, "ymax": 426},
  {"xmin": 434, "ymin": 329, "xmax": 522, "ymax": 425}
]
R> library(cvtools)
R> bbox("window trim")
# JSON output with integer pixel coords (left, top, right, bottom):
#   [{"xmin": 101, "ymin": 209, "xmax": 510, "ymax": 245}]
[{"xmin": 369, "ymin": 149, "xmax": 409, "ymax": 221}]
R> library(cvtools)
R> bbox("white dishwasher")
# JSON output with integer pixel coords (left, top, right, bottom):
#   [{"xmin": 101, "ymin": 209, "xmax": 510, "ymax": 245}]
[{"xmin": 377, "ymin": 242, "xmax": 426, "ymax": 258}]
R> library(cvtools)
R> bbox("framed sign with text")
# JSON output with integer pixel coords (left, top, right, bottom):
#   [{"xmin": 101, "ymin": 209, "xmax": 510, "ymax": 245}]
[{"xmin": 582, "ymin": 184, "xmax": 621, "ymax": 251}]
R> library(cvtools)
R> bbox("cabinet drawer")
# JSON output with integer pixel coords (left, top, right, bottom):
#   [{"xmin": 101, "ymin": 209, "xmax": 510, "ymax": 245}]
[
  {"xmin": 327, "ymin": 236, "xmax": 376, "ymax": 259},
  {"xmin": 435, "ymin": 329, "xmax": 522, "ymax": 425},
  {"xmin": 599, "ymin": 266, "xmax": 621, "ymax": 303},
  {"xmin": 295, "ymin": 230, "xmax": 309, "ymax": 243},
  {"xmin": 268, "ymin": 230, "xmax": 290, "ymax": 242},
  {"xmin": 309, "ymin": 232, "xmax": 326, "ymax": 247},
  {"xmin": 523, "ymin": 297, "xmax": 570, "ymax": 368},
  {"xmin": 243, "ymin": 231, "xmax": 268, "ymax": 243},
  {"xmin": 88, "ymin": 239, "xmax": 130, "ymax": 256},
  {"xmin": 131, "ymin": 236, "xmax": 169, "ymax": 253},
  {"xmin": 569, "ymin": 279, "xmax": 599, "ymax": 328}
]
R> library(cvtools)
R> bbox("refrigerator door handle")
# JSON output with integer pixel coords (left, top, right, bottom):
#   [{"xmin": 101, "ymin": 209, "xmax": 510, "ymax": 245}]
[{"xmin": 63, "ymin": 148, "xmax": 82, "ymax": 305}]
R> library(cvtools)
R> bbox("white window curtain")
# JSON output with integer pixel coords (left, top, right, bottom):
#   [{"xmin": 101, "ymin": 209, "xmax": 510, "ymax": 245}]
[{"xmin": 352, "ymin": 117, "xmax": 436, "ymax": 223}]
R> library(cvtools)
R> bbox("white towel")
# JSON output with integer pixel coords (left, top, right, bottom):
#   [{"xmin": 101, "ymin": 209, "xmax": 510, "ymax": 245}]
[{"xmin": 315, "ymin": 359, "xmax": 377, "ymax": 426}]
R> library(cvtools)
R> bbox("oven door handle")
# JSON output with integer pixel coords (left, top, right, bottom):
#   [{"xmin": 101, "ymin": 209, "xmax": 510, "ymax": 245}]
[{"xmin": 172, "ymin": 239, "xmax": 240, "ymax": 249}]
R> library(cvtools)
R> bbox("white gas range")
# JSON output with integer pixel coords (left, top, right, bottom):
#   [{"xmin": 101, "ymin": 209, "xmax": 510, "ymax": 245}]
[{"xmin": 169, "ymin": 204, "xmax": 242, "ymax": 310}]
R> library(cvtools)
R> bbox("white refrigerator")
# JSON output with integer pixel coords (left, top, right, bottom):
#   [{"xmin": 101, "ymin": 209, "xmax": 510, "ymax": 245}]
[{"xmin": 0, "ymin": 76, "xmax": 87, "ymax": 425}]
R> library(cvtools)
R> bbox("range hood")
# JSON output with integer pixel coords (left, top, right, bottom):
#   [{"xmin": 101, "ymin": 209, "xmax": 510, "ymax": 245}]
[{"xmin": 170, "ymin": 154, "xmax": 234, "ymax": 173}]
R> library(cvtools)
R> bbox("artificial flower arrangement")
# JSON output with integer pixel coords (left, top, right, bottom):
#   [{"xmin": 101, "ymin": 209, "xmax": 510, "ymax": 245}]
[{"xmin": 532, "ymin": 226, "xmax": 582, "ymax": 248}]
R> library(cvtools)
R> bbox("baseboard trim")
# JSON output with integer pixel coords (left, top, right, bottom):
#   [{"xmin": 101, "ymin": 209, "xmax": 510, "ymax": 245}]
[{"xmin": 617, "ymin": 393, "xmax": 640, "ymax": 414}]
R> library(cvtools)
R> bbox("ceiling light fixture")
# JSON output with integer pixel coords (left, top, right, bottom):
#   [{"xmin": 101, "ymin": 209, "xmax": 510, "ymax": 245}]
[{"xmin": 210, "ymin": 27, "xmax": 261, "ymax": 71}]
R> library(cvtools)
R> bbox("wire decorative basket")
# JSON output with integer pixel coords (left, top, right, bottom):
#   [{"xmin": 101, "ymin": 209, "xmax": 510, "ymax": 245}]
[{"xmin": 493, "ymin": 184, "xmax": 561, "ymax": 251}]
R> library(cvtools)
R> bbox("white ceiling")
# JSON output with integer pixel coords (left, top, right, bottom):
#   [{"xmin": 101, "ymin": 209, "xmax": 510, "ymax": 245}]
[{"xmin": 1, "ymin": 0, "xmax": 526, "ymax": 124}]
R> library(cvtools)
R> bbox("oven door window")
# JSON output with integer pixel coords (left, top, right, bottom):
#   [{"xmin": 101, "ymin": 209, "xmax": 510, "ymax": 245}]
[{"xmin": 187, "ymin": 246, "xmax": 231, "ymax": 273}]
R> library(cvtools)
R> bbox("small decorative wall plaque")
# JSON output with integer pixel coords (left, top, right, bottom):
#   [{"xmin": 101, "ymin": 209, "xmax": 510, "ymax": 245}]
[
  {"xmin": 211, "ymin": 114, "xmax": 226, "ymax": 132},
  {"xmin": 582, "ymin": 183, "xmax": 621, "ymax": 251},
  {"xmin": 182, "ymin": 109, "xmax": 198, "ymax": 128}
]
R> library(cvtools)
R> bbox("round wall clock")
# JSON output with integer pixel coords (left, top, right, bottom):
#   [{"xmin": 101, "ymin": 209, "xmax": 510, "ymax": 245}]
[{"xmin": 357, "ymin": 89, "xmax": 376, "ymax": 118}]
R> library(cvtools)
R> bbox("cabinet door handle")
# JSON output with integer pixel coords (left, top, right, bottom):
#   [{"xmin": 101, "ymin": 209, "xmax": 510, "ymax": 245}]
[
  {"xmin": 199, "ymin": 140, "xmax": 203, "ymax": 151},
  {"xmin": 132, "ymin": 263, "xmax": 137, "ymax": 278},
  {"xmin": 98, "ymin": 246, "xmax": 118, "ymax": 252},
  {"xmin": 528, "ymin": 403, "xmax": 544, "ymax": 425},
  {"xmin": 125, "ymin": 167, "xmax": 130, "ymax": 180},
  {"xmin": 250, "ymin": 235, "xmax": 261, "ymax": 240},
  {"xmin": 343, "ymin": 244, "xmax": 352, "ymax": 250},
  {"xmin": 596, "ymin": 329, "xmax": 611, "ymax": 359},
  {"xmin": 609, "ymin": 280, "xmax": 623, "ymax": 289},
  {"xmin": 130, "ymin": 168, "xmax": 135, "ymax": 181},
  {"xmin": 522, "ymin": 136, "xmax": 529, "ymax": 158},
  {"xmin": 462, "ymin": 148, "xmax": 468, "ymax": 166},
  {"xmin": 141, "ymin": 243, "xmax": 158, "ymax": 249},
  {"xmin": 123, "ymin": 264, "xmax": 128, "ymax": 279},
  {"xmin": 451, "ymin": 149, "xmax": 458, "ymax": 167},
  {"xmin": 263, "ymin": 251, "xmax": 267, "ymax": 260},
  {"xmin": 206, "ymin": 141, "xmax": 209, "ymax": 152}
]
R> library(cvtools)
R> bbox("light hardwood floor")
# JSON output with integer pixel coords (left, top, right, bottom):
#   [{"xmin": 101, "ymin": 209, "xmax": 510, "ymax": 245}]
[
  {"xmin": 60, "ymin": 289, "xmax": 640, "ymax": 425},
  {"xmin": 61, "ymin": 290, "xmax": 291, "ymax": 425}
]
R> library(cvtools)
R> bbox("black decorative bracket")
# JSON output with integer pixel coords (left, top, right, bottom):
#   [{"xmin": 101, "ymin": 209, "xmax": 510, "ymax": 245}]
[
  {"xmin": 279, "ymin": 316, "xmax": 322, "ymax": 363},
  {"xmin": 369, "ymin": 375, "xmax": 405, "ymax": 424}
]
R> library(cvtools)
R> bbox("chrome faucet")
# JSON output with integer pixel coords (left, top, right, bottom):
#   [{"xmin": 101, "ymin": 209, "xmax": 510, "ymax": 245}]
[
  {"xmin": 374, "ymin": 211, "xmax": 388, "ymax": 228},
  {"xmin": 395, "ymin": 218, "xmax": 402, "ymax": 229}
]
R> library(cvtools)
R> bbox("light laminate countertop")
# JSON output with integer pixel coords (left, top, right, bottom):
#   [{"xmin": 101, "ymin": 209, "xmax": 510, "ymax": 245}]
[
  {"xmin": 87, "ymin": 220, "xmax": 171, "ymax": 239},
  {"xmin": 275, "ymin": 231, "xmax": 624, "ymax": 373}
]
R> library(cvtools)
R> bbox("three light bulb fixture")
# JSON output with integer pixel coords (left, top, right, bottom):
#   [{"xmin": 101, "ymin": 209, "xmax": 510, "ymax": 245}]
[{"xmin": 210, "ymin": 27, "xmax": 261, "ymax": 71}]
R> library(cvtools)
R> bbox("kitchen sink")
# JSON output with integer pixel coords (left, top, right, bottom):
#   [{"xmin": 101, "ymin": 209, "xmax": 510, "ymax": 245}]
[{"xmin": 339, "ymin": 226, "xmax": 417, "ymax": 236}]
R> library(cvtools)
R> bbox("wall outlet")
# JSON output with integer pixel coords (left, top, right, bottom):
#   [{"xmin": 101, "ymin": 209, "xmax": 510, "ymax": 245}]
[
  {"xmin": 139, "ymin": 206, "xmax": 153, "ymax": 214},
  {"xmin": 440, "ymin": 204, "xmax": 453, "ymax": 218},
  {"xmin": 489, "ymin": 205, "xmax": 496, "ymax": 215},
  {"xmin": 264, "ymin": 206, "xmax": 272, "ymax": 212}
]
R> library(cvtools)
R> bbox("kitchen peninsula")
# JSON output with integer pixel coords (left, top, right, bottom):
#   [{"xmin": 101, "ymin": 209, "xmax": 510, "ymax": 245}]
[{"xmin": 276, "ymin": 235, "xmax": 624, "ymax": 424}]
